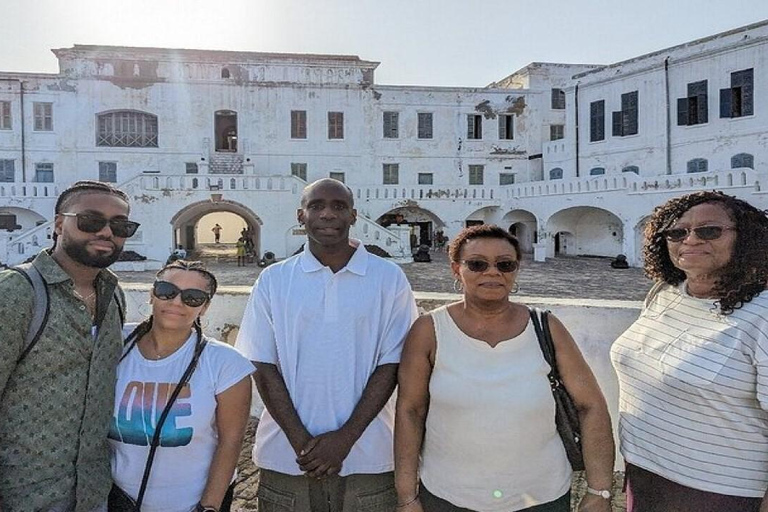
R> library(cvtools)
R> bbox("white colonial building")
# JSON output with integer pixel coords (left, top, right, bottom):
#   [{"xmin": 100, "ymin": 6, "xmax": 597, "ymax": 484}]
[{"xmin": 1, "ymin": 20, "xmax": 767, "ymax": 267}]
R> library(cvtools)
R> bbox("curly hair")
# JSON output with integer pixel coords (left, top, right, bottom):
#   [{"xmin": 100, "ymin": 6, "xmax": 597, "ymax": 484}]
[
  {"xmin": 449, "ymin": 224, "xmax": 521, "ymax": 263},
  {"xmin": 644, "ymin": 191, "xmax": 768, "ymax": 315}
]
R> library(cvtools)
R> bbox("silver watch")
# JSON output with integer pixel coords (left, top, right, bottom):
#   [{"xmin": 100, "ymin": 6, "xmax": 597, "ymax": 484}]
[{"xmin": 586, "ymin": 487, "xmax": 611, "ymax": 499}]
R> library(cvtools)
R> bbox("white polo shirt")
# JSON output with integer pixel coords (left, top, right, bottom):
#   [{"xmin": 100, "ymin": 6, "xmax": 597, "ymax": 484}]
[{"xmin": 235, "ymin": 240, "xmax": 418, "ymax": 476}]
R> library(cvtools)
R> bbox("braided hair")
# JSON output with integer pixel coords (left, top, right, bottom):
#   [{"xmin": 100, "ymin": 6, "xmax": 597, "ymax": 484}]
[
  {"xmin": 644, "ymin": 191, "xmax": 768, "ymax": 315},
  {"xmin": 124, "ymin": 260, "xmax": 218, "ymax": 349}
]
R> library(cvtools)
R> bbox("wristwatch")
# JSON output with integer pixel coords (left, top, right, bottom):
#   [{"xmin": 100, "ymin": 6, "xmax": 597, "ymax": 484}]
[
  {"xmin": 194, "ymin": 504, "xmax": 219, "ymax": 512},
  {"xmin": 586, "ymin": 487, "xmax": 612, "ymax": 500}
]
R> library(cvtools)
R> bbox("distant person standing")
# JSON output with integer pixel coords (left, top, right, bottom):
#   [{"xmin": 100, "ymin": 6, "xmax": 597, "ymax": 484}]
[
  {"xmin": 212, "ymin": 224, "xmax": 223, "ymax": 244},
  {"xmin": 236, "ymin": 178, "xmax": 418, "ymax": 511},
  {"xmin": 235, "ymin": 237, "xmax": 247, "ymax": 267}
]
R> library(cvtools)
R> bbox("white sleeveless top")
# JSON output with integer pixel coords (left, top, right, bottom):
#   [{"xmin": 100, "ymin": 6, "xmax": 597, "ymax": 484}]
[{"xmin": 420, "ymin": 306, "xmax": 572, "ymax": 512}]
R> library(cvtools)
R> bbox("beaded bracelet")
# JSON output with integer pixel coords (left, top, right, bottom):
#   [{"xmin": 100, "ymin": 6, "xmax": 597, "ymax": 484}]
[{"xmin": 396, "ymin": 494, "xmax": 419, "ymax": 508}]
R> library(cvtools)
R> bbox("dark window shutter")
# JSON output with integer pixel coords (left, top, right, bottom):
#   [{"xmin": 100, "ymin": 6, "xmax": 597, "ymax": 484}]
[
  {"xmin": 720, "ymin": 88, "xmax": 732, "ymax": 118},
  {"xmin": 697, "ymin": 94, "xmax": 708, "ymax": 124},
  {"xmin": 612, "ymin": 111, "xmax": 623, "ymax": 136},
  {"xmin": 743, "ymin": 83, "xmax": 754, "ymax": 116},
  {"xmin": 677, "ymin": 97, "xmax": 688, "ymax": 126}
]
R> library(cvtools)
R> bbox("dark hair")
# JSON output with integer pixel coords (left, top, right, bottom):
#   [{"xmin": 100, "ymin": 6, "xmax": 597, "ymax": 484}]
[
  {"xmin": 449, "ymin": 224, "xmax": 522, "ymax": 263},
  {"xmin": 55, "ymin": 180, "xmax": 130, "ymax": 214},
  {"xmin": 300, "ymin": 178, "xmax": 355, "ymax": 208},
  {"xmin": 126, "ymin": 260, "xmax": 217, "ymax": 347},
  {"xmin": 644, "ymin": 191, "xmax": 768, "ymax": 315}
]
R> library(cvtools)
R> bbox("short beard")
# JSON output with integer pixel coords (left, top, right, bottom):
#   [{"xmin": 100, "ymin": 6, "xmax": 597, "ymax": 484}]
[{"xmin": 61, "ymin": 238, "xmax": 123, "ymax": 268}]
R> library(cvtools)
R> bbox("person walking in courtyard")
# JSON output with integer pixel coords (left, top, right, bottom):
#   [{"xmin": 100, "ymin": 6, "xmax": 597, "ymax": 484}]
[
  {"xmin": 108, "ymin": 260, "xmax": 253, "ymax": 512},
  {"xmin": 235, "ymin": 236, "xmax": 247, "ymax": 267},
  {"xmin": 212, "ymin": 223, "xmax": 223, "ymax": 243},
  {"xmin": 395, "ymin": 224, "xmax": 615, "ymax": 512},
  {"xmin": 236, "ymin": 178, "xmax": 418, "ymax": 511},
  {"xmin": 0, "ymin": 180, "xmax": 138, "ymax": 511},
  {"xmin": 611, "ymin": 191, "xmax": 768, "ymax": 512}
]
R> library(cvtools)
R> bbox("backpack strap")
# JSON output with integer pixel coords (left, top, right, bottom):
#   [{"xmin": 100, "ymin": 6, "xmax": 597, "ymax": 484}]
[{"xmin": 10, "ymin": 263, "xmax": 50, "ymax": 363}]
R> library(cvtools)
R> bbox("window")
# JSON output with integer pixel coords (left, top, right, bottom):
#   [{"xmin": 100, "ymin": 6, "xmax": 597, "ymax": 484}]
[
  {"xmin": 0, "ymin": 101, "xmax": 10, "ymax": 130},
  {"xmin": 590, "ymin": 100, "xmax": 605, "ymax": 142},
  {"xmin": 328, "ymin": 112, "xmax": 344, "ymax": 139},
  {"xmin": 589, "ymin": 167, "xmax": 605, "ymax": 176},
  {"xmin": 622, "ymin": 165, "xmax": 639, "ymax": 175},
  {"xmin": 731, "ymin": 153, "xmax": 754, "ymax": 169},
  {"xmin": 0, "ymin": 214, "xmax": 18, "ymax": 230},
  {"xmin": 468, "ymin": 165, "xmax": 484, "ymax": 185},
  {"xmin": 185, "ymin": 163, "xmax": 199, "ymax": 174},
  {"xmin": 499, "ymin": 115, "xmax": 514, "ymax": 140},
  {"xmin": 721, "ymin": 68, "xmax": 753, "ymax": 118},
  {"xmin": 383, "ymin": 111, "xmax": 399, "ymax": 138},
  {"xmin": 291, "ymin": 110, "xmax": 307, "ymax": 139},
  {"xmin": 550, "ymin": 124, "xmax": 564, "ymax": 141},
  {"xmin": 467, "ymin": 114, "xmax": 482, "ymax": 140},
  {"xmin": 677, "ymin": 80, "xmax": 708, "ymax": 126},
  {"xmin": 98, "ymin": 162, "xmax": 117, "ymax": 182},
  {"xmin": 97, "ymin": 111, "xmax": 158, "ymax": 147},
  {"xmin": 329, "ymin": 172, "xmax": 345, "ymax": 183},
  {"xmin": 0, "ymin": 160, "xmax": 14, "ymax": 182},
  {"xmin": 383, "ymin": 163, "xmax": 399, "ymax": 184},
  {"xmin": 418, "ymin": 172, "xmax": 433, "ymax": 185},
  {"xmin": 551, "ymin": 88, "xmax": 566, "ymax": 109},
  {"xmin": 221, "ymin": 68, "xmax": 230, "ymax": 79},
  {"xmin": 612, "ymin": 91, "xmax": 638, "ymax": 136},
  {"xmin": 34, "ymin": 163, "xmax": 54, "ymax": 182},
  {"xmin": 33, "ymin": 102, "xmax": 53, "ymax": 131},
  {"xmin": 549, "ymin": 168, "xmax": 564, "ymax": 180},
  {"xmin": 687, "ymin": 158, "xmax": 708, "ymax": 174},
  {"xmin": 291, "ymin": 162, "xmax": 308, "ymax": 181},
  {"xmin": 499, "ymin": 173, "xmax": 515, "ymax": 185},
  {"xmin": 418, "ymin": 113, "xmax": 433, "ymax": 139}
]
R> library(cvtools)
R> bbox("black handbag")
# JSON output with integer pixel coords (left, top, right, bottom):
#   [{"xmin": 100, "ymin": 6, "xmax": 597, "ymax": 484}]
[
  {"xmin": 528, "ymin": 308, "xmax": 585, "ymax": 471},
  {"xmin": 108, "ymin": 328, "xmax": 208, "ymax": 511}
]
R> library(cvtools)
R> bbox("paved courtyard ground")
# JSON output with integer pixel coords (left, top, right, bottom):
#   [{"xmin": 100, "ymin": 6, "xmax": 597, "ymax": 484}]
[
  {"xmin": 118, "ymin": 244, "xmax": 638, "ymax": 511},
  {"xmin": 118, "ymin": 243, "xmax": 653, "ymax": 301}
]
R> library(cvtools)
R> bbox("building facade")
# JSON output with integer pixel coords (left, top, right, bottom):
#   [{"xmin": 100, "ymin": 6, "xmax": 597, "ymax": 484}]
[{"xmin": 1, "ymin": 20, "xmax": 767, "ymax": 267}]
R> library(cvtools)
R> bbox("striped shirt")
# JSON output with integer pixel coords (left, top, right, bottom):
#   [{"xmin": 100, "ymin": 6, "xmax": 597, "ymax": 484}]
[{"xmin": 611, "ymin": 281, "xmax": 768, "ymax": 497}]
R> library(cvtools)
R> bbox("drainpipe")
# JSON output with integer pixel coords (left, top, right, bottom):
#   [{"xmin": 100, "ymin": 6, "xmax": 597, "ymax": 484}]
[
  {"xmin": 664, "ymin": 57, "xmax": 671, "ymax": 175},
  {"xmin": 0, "ymin": 78, "xmax": 24, "ymax": 181},
  {"xmin": 574, "ymin": 82, "xmax": 580, "ymax": 178}
]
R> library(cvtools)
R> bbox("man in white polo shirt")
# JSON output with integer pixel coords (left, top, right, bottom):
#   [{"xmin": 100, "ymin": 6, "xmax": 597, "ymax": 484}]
[{"xmin": 236, "ymin": 178, "xmax": 418, "ymax": 511}]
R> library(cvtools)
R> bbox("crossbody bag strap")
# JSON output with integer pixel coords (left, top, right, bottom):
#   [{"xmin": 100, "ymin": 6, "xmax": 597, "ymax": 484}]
[{"xmin": 134, "ymin": 328, "xmax": 208, "ymax": 508}]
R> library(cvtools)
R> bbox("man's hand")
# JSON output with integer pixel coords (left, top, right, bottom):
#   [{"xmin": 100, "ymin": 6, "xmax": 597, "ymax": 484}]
[
  {"xmin": 296, "ymin": 429, "xmax": 356, "ymax": 478},
  {"xmin": 578, "ymin": 493, "xmax": 611, "ymax": 512}
]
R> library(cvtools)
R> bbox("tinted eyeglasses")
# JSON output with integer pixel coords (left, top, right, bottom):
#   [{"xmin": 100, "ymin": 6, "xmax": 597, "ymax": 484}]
[
  {"xmin": 662, "ymin": 225, "xmax": 736, "ymax": 243},
  {"xmin": 60, "ymin": 212, "xmax": 140, "ymax": 238},
  {"xmin": 153, "ymin": 280, "xmax": 210, "ymax": 307},
  {"xmin": 461, "ymin": 259, "xmax": 519, "ymax": 273}
]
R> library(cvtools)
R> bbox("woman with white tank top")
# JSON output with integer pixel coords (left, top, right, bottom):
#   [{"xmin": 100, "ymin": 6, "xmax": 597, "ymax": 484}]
[{"xmin": 395, "ymin": 225, "xmax": 615, "ymax": 512}]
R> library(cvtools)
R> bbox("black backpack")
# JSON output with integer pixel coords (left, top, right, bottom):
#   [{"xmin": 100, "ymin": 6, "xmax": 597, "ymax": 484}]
[{"xmin": 10, "ymin": 262, "xmax": 124, "ymax": 363}]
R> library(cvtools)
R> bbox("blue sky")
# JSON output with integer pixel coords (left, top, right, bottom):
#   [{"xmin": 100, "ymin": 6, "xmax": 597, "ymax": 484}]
[{"xmin": 1, "ymin": 0, "xmax": 767, "ymax": 86}]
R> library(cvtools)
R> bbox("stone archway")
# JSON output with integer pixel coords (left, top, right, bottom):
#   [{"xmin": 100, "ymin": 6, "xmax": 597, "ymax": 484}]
[
  {"xmin": 546, "ymin": 206, "xmax": 623, "ymax": 258},
  {"xmin": 377, "ymin": 206, "xmax": 446, "ymax": 248},
  {"xmin": 501, "ymin": 209, "xmax": 538, "ymax": 254},
  {"xmin": 170, "ymin": 199, "xmax": 263, "ymax": 256}
]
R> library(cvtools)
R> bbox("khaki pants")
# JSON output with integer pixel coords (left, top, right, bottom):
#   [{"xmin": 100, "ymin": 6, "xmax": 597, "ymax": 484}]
[{"xmin": 257, "ymin": 469, "xmax": 396, "ymax": 512}]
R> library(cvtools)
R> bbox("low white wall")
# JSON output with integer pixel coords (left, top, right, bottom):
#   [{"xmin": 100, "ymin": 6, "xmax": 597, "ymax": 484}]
[{"xmin": 123, "ymin": 284, "xmax": 641, "ymax": 469}]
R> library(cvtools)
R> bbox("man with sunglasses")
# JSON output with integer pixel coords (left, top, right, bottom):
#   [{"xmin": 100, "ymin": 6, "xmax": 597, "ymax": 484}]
[
  {"xmin": 0, "ymin": 180, "xmax": 138, "ymax": 512},
  {"xmin": 237, "ymin": 178, "xmax": 419, "ymax": 511}
]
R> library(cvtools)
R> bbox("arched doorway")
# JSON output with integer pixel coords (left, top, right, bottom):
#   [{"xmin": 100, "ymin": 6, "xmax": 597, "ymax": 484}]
[
  {"xmin": 546, "ymin": 207, "xmax": 623, "ymax": 258},
  {"xmin": 634, "ymin": 216, "xmax": 651, "ymax": 266},
  {"xmin": 501, "ymin": 209, "xmax": 538, "ymax": 254},
  {"xmin": 171, "ymin": 200, "xmax": 262, "ymax": 257},
  {"xmin": 377, "ymin": 206, "xmax": 445, "ymax": 249}
]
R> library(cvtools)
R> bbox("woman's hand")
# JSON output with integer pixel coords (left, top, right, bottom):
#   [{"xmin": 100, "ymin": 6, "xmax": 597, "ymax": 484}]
[{"xmin": 578, "ymin": 493, "xmax": 612, "ymax": 512}]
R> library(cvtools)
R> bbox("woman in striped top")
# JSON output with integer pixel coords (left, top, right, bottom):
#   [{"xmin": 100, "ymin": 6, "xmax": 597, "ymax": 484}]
[{"xmin": 611, "ymin": 191, "xmax": 768, "ymax": 512}]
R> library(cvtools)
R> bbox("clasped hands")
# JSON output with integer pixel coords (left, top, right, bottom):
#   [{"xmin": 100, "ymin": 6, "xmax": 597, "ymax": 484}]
[{"xmin": 295, "ymin": 429, "xmax": 356, "ymax": 479}]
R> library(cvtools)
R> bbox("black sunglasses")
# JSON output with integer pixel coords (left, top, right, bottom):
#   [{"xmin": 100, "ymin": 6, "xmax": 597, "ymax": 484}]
[
  {"xmin": 61, "ymin": 212, "xmax": 140, "ymax": 238},
  {"xmin": 662, "ymin": 225, "xmax": 736, "ymax": 243},
  {"xmin": 461, "ymin": 259, "xmax": 519, "ymax": 273},
  {"xmin": 153, "ymin": 280, "xmax": 210, "ymax": 307}
]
